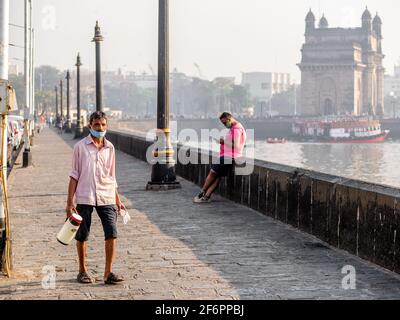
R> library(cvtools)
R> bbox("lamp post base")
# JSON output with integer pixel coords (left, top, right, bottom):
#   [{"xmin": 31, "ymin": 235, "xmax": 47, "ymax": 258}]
[
  {"xmin": 65, "ymin": 121, "xmax": 72, "ymax": 133},
  {"xmin": 23, "ymin": 150, "xmax": 32, "ymax": 168},
  {"xmin": 146, "ymin": 131, "xmax": 181, "ymax": 191},
  {"xmin": 75, "ymin": 127, "xmax": 84, "ymax": 139}
]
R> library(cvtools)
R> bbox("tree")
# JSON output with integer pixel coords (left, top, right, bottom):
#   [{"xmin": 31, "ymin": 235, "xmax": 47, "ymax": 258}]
[
  {"xmin": 34, "ymin": 66, "xmax": 62, "ymax": 115},
  {"xmin": 9, "ymin": 66, "xmax": 60, "ymax": 113},
  {"xmin": 229, "ymin": 85, "xmax": 250, "ymax": 113},
  {"xmin": 270, "ymin": 84, "xmax": 300, "ymax": 116},
  {"xmin": 35, "ymin": 90, "xmax": 56, "ymax": 115},
  {"xmin": 9, "ymin": 74, "xmax": 24, "ymax": 109},
  {"xmin": 35, "ymin": 65, "xmax": 61, "ymax": 92},
  {"xmin": 190, "ymin": 78, "xmax": 217, "ymax": 117}
]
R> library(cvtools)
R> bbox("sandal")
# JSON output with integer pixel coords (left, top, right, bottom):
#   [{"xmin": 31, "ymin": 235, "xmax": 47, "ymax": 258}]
[
  {"xmin": 104, "ymin": 272, "xmax": 124, "ymax": 285},
  {"xmin": 77, "ymin": 272, "xmax": 94, "ymax": 284}
]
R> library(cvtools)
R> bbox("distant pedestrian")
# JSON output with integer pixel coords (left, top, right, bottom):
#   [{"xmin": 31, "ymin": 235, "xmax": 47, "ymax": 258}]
[
  {"xmin": 194, "ymin": 112, "xmax": 247, "ymax": 203},
  {"xmin": 66, "ymin": 111, "xmax": 125, "ymax": 285},
  {"xmin": 38, "ymin": 115, "xmax": 45, "ymax": 133},
  {"xmin": 56, "ymin": 115, "xmax": 64, "ymax": 134}
]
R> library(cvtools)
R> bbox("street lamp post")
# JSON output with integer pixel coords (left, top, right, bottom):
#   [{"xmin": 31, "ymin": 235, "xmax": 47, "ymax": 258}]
[
  {"xmin": 390, "ymin": 91, "xmax": 397, "ymax": 119},
  {"xmin": 24, "ymin": 0, "xmax": 30, "ymax": 122},
  {"xmin": 146, "ymin": 0, "xmax": 181, "ymax": 191},
  {"xmin": 29, "ymin": 0, "xmax": 33, "ymax": 136},
  {"xmin": 294, "ymin": 84, "xmax": 297, "ymax": 116},
  {"xmin": 65, "ymin": 71, "xmax": 72, "ymax": 133},
  {"xmin": 60, "ymin": 79, "xmax": 63, "ymax": 120},
  {"xmin": 31, "ymin": 27, "xmax": 35, "ymax": 138},
  {"xmin": 55, "ymin": 85, "xmax": 58, "ymax": 117},
  {"xmin": 0, "ymin": 0, "xmax": 11, "ymax": 274},
  {"xmin": 75, "ymin": 53, "xmax": 84, "ymax": 139},
  {"xmin": 92, "ymin": 21, "xmax": 103, "ymax": 112},
  {"xmin": 22, "ymin": 0, "xmax": 32, "ymax": 167}
]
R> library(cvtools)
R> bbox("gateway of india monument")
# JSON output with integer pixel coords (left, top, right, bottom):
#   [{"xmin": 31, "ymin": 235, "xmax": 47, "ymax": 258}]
[{"xmin": 298, "ymin": 7, "xmax": 385, "ymax": 117}]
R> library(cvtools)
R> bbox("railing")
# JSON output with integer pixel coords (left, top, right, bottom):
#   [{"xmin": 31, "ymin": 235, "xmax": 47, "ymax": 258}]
[{"xmin": 106, "ymin": 129, "xmax": 400, "ymax": 275}]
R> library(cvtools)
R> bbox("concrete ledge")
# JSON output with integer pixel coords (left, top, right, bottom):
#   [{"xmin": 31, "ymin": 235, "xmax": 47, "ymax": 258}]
[{"xmin": 107, "ymin": 129, "xmax": 400, "ymax": 274}]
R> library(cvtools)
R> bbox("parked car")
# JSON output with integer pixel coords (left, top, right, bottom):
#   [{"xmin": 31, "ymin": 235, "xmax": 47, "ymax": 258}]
[
  {"xmin": 8, "ymin": 116, "xmax": 24, "ymax": 150},
  {"xmin": 6, "ymin": 126, "xmax": 13, "ymax": 167},
  {"xmin": 8, "ymin": 120, "xmax": 18, "ymax": 150}
]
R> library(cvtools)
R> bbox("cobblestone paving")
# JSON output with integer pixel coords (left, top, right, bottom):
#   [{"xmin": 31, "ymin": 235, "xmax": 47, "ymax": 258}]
[{"xmin": 1, "ymin": 128, "xmax": 400, "ymax": 300}]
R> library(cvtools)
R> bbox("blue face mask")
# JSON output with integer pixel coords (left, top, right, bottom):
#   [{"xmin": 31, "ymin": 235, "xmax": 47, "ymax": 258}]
[
  {"xmin": 224, "ymin": 120, "xmax": 232, "ymax": 129},
  {"xmin": 90, "ymin": 128, "xmax": 107, "ymax": 139}
]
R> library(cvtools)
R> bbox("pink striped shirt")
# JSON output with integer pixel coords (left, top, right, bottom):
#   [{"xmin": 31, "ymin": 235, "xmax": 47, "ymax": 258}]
[{"xmin": 70, "ymin": 135, "xmax": 118, "ymax": 206}]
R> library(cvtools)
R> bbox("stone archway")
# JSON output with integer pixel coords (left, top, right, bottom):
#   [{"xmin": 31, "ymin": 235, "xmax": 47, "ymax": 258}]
[
  {"xmin": 324, "ymin": 98, "xmax": 334, "ymax": 115},
  {"xmin": 319, "ymin": 77, "xmax": 337, "ymax": 115}
]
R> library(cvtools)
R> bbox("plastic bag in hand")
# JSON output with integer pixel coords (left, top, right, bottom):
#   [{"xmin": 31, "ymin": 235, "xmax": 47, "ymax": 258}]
[{"xmin": 119, "ymin": 209, "xmax": 131, "ymax": 225}]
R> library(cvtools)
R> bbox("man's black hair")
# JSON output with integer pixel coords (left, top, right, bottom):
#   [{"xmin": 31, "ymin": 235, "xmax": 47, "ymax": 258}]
[
  {"xmin": 219, "ymin": 112, "xmax": 233, "ymax": 120},
  {"xmin": 89, "ymin": 111, "xmax": 108, "ymax": 124}
]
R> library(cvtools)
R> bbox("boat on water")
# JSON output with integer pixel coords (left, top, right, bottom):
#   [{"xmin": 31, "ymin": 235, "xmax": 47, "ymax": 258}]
[
  {"xmin": 292, "ymin": 116, "xmax": 390, "ymax": 143},
  {"xmin": 267, "ymin": 138, "xmax": 287, "ymax": 144}
]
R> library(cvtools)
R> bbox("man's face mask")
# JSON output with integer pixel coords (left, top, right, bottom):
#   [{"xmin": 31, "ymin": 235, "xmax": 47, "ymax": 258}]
[
  {"xmin": 223, "ymin": 120, "xmax": 232, "ymax": 129},
  {"xmin": 90, "ymin": 128, "xmax": 107, "ymax": 138}
]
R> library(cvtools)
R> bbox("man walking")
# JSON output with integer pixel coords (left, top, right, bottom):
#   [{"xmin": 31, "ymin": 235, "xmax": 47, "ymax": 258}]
[
  {"xmin": 56, "ymin": 115, "xmax": 62, "ymax": 134},
  {"xmin": 194, "ymin": 112, "xmax": 247, "ymax": 203},
  {"xmin": 66, "ymin": 111, "xmax": 126, "ymax": 285}
]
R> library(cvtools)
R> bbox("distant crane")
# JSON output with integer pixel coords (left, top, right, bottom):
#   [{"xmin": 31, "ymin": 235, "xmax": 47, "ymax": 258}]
[
  {"xmin": 194, "ymin": 62, "xmax": 207, "ymax": 80},
  {"xmin": 148, "ymin": 64, "xmax": 155, "ymax": 76}
]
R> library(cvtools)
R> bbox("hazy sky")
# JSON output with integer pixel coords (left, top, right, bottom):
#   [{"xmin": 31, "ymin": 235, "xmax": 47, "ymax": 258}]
[{"xmin": 9, "ymin": 0, "xmax": 400, "ymax": 83}]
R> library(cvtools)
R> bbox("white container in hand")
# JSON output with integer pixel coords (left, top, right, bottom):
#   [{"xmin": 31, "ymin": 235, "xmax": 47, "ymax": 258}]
[{"xmin": 57, "ymin": 213, "xmax": 83, "ymax": 245}]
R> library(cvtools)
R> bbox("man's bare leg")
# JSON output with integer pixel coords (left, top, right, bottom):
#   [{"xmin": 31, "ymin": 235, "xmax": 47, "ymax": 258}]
[
  {"xmin": 205, "ymin": 177, "xmax": 221, "ymax": 198},
  {"xmin": 104, "ymin": 238, "xmax": 116, "ymax": 280},
  {"xmin": 77, "ymin": 241, "xmax": 87, "ymax": 273},
  {"xmin": 202, "ymin": 171, "xmax": 218, "ymax": 194}
]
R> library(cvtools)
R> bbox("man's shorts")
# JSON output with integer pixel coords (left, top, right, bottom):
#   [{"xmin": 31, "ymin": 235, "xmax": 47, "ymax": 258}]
[
  {"xmin": 75, "ymin": 204, "xmax": 118, "ymax": 242},
  {"xmin": 211, "ymin": 157, "xmax": 234, "ymax": 178}
]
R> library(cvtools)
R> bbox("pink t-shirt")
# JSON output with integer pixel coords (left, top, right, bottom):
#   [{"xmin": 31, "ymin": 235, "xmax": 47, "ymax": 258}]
[
  {"xmin": 220, "ymin": 122, "xmax": 247, "ymax": 159},
  {"xmin": 70, "ymin": 135, "xmax": 118, "ymax": 206}
]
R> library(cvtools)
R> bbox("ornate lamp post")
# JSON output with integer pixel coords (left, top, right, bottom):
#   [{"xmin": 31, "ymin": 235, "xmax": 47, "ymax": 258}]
[
  {"xmin": 65, "ymin": 71, "xmax": 72, "ymax": 133},
  {"xmin": 92, "ymin": 21, "xmax": 103, "ymax": 112},
  {"xmin": 147, "ymin": 0, "xmax": 181, "ymax": 191},
  {"xmin": 59, "ymin": 79, "xmax": 63, "ymax": 119},
  {"xmin": 55, "ymin": 85, "xmax": 58, "ymax": 117},
  {"xmin": 75, "ymin": 53, "xmax": 83, "ymax": 139}
]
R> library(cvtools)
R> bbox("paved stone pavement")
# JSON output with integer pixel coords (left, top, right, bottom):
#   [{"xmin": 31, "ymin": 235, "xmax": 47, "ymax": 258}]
[{"xmin": 1, "ymin": 128, "xmax": 400, "ymax": 300}]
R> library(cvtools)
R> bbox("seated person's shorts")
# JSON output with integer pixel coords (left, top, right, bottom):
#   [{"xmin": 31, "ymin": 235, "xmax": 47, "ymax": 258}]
[
  {"xmin": 75, "ymin": 204, "xmax": 118, "ymax": 242},
  {"xmin": 211, "ymin": 157, "xmax": 234, "ymax": 177}
]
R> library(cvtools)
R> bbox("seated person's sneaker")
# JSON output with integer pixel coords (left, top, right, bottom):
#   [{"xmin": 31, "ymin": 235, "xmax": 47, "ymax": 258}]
[
  {"xmin": 196, "ymin": 195, "xmax": 212, "ymax": 204},
  {"xmin": 193, "ymin": 191, "xmax": 205, "ymax": 203}
]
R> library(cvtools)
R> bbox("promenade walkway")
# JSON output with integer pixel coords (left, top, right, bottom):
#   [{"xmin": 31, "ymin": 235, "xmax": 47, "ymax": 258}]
[{"xmin": 1, "ymin": 128, "xmax": 400, "ymax": 300}]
